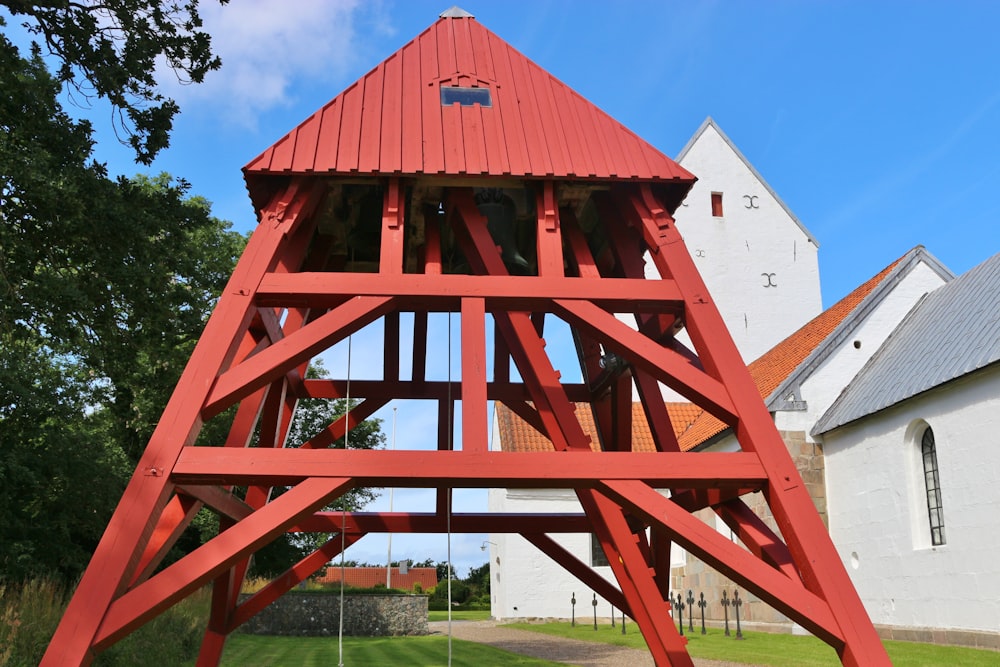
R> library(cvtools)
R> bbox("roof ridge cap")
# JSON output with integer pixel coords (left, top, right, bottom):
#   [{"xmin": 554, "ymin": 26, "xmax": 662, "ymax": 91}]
[{"xmin": 440, "ymin": 6, "xmax": 475, "ymax": 18}]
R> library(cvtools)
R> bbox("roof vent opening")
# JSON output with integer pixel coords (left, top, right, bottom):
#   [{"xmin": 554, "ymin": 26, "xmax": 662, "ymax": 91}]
[{"xmin": 442, "ymin": 86, "xmax": 492, "ymax": 107}]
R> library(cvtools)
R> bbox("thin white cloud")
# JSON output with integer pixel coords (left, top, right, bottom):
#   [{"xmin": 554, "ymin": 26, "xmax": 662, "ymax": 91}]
[{"xmin": 157, "ymin": 0, "xmax": 366, "ymax": 127}]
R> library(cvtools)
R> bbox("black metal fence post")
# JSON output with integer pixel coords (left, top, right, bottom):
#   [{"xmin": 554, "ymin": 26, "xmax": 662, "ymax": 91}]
[
  {"xmin": 686, "ymin": 590, "xmax": 695, "ymax": 633},
  {"xmin": 722, "ymin": 590, "xmax": 731, "ymax": 637},
  {"xmin": 592, "ymin": 593, "xmax": 598, "ymax": 631},
  {"xmin": 571, "ymin": 592, "xmax": 576, "ymax": 627},
  {"xmin": 698, "ymin": 591, "xmax": 707, "ymax": 634},
  {"xmin": 734, "ymin": 589, "xmax": 744, "ymax": 640}
]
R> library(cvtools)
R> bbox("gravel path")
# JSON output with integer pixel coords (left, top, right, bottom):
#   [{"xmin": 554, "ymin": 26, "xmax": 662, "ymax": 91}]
[{"xmin": 429, "ymin": 620, "xmax": 758, "ymax": 667}]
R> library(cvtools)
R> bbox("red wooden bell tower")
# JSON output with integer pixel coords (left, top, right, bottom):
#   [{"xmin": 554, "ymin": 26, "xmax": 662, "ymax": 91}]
[{"xmin": 43, "ymin": 8, "xmax": 890, "ymax": 666}]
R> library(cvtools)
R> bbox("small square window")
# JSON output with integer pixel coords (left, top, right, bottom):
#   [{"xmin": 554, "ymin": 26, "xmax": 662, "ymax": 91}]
[
  {"xmin": 441, "ymin": 86, "xmax": 492, "ymax": 107},
  {"xmin": 711, "ymin": 192, "xmax": 724, "ymax": 217}
]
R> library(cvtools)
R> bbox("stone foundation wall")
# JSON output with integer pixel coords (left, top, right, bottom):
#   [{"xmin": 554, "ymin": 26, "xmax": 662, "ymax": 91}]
[
  {"xmin": 669, "ymin": 430, "xmax": 825, "ymax": 627},
  {"xmin": 238, "ymin": 593, "xmax": 429, "ymax": 636},
  {"xmin": 876, "ymin": 624, "xmax": 1000, "ymax": 651}
]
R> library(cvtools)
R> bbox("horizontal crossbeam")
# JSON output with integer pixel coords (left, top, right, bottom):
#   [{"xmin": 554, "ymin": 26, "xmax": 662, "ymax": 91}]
[
  {"xmin": 255, "ymin": 272, "xmax": 683, "ymax": 312},
  {"xmin": 172, "ymin": 449, "xmax": 767, "ymax": 489},
  {"xmin": 290, "ymin": 511, "xmax": 599, "ymax": 533}
]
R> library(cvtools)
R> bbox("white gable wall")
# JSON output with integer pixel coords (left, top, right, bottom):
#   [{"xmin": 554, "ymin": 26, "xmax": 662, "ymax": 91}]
[
  {"xmin": 672, "ymin": 122, "xmax": 821, "ymax": 364},
  {"xmin": 821, "ymin": 367, "xmax": 1000, "ymax": 633}
]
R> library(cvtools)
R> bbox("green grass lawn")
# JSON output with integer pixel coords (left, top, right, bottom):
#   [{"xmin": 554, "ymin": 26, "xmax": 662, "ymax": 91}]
[
  {"xmin": 507, "ymin": 622, "xmax": 1000, "ymax": 666},
  {"xmin": 428, "ymin": 609, "xmax": 492, "ymax": 622},
  {"xmin": 215, "ymin": 634, "xmax": 562, "ymax": 666}
]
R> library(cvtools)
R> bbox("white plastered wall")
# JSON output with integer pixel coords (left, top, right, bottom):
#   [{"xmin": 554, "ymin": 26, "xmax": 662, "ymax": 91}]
[
  {"xmin": 671, "ymin": 123, "xmax": 821, "ymax": 365},
  {"xmin": 486, "ymin": 487, "xmax": 620, "ymax": 620},
  {"xmin": 821, "ymin": 367, "xmax": 1000, "ymax": 632}
]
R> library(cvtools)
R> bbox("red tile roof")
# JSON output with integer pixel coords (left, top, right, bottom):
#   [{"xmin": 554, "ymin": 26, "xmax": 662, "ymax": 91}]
[
  {"xmin": 675, "ymin": 253, "xmax": 907, "ymax": 450},
  {"xmin": 496, "ymin": 251, "xmax": 911, "ymax": 454},
  {"xmin": 496, "ymin": 401, "xmax": 702, "ymax": 453},
  {"xmin": 244, "ymin": 13, "xmax": 694, "ymax": 186},
  {"xmin": 314, "ymin": 566, "xmax": 437, "ymax": 591}
]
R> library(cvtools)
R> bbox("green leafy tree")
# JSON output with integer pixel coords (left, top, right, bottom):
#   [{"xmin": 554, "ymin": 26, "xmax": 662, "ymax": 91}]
[
  {"xmin": 0, "ymin": 29, "xmax": 244, "ymax": 583},
  {"xmin": 2, "ymin": 1, "xmax": 225, "ymax": 163},
  {"xmin": 436, "ymin": 561, "xmax": 458, "ymax": 583},
  {"xmin": 248, "ymin": 362, "xmax": 386, "ymax": 578},
  {"xmin": 464, "ymin": 561, "xmax": 491, "ymax": 604}
]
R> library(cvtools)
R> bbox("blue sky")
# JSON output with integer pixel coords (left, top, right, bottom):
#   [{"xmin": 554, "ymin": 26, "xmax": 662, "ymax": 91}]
[{"xmin": 11, "ymin": 1, "xmax": 1000, "ymax": 576}]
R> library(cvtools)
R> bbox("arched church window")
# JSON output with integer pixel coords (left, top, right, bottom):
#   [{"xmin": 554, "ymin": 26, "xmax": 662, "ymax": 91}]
[{"xmin": 921, "ymin": 427, "xmax": 946, "ymax": 546}]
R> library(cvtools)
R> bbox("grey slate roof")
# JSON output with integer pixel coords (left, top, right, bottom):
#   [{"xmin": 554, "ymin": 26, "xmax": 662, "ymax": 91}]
[
  {"xmin": 768, "ymin": 246, "xmax": 951, "ymax": 413},
  {"xmin": 814, "ymin": 251, "xmax": 1000, "ymax": 434}
]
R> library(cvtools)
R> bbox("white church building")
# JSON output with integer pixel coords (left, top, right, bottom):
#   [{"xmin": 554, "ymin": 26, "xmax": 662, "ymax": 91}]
[{"xmin": 487, "ymin": 118, "xmax": 1000, "ymax": 650}]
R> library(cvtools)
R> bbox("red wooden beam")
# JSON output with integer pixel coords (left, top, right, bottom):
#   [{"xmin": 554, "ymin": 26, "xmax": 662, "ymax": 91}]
[
  {"xmin": 380, "ymin": 178, "xmax": 405, "ymax": 273},
  {"xmin": 171, "ymin": 447, "xmax": 768, "ymax": 489},
  {"xmin": 203, "ymin": 296, "xmax": 396, "ymax": 417},
  {"xmin": 535, "ymin": 181, "xmax": 563, "ymax": 276},
  {"xmin": 290, "ymin": 511, "xmax": 596, "ymax": 534},
  {"xmin": 461, "ymin": 297, "xmax": 488, "ymax": 452},
  {"xmin": 228, "ymin": 533, "xmax": 364, "ymax": 632},
  {"xmin": 93, "ymin": 478, "xmax": 353, "ymax": 649},
  {"xmin": 300, "ymin": 378, "xmax": 592, "ymax": 403},
  {"xmin": 597, "ymin": 479, "xmax": 843, "ymax": 645},
  {"xmin": 553, "ymin": 299, "xmax": 737, "ymax": 424},
  {"xmin": 255, "ymin": 272, "xmax": 682, "ymax": 311},
  {"xmin": 623, "ymin": 186, "xmax": 889, "ymax": 665},
  {"xmin": 581, "ymin": 489, "xmax": 690, "ymax": 665}
]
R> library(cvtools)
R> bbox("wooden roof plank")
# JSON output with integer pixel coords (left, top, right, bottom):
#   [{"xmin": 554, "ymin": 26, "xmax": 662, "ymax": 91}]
[
  {"xmin": 357, "ymin": 65, "xmax": 385, "ymax": 173},
  {"xmin": 462, "ymin": 104, "xmax": 489, "ymax": 174},
  {"xmin": 420, "ymin": 25, "xmax": 446, "ymax": 173},
  {"xmin": 529, "ymin": 63, "xmax": 572, "ymax": 177},
  {"xmin": 582, "ymin": 97, "xmax": 616, "ymax": 178},
  {"xmin": 268, "ymin": 131, "xmax": 296, "ymax": 174},
  {"xmin": 452, "ymin": 13, "xmax": 477, "ymax": 78},
  {"xmin": 436, "ymin": 16, "xmax": 457, "ymax": 81},
  {"xmin": 485, "ymin": 31, "xmax": 525, "ymax": 175},
  {"xmin": 336, "ymin": 81, "xmax": 364, "ymax": 172},
  {"xmin": 313, "ymin": 96, "xmax": 344, "ymax": 172},
  {"xmin": 442, "ymin": 104, "xmax": 466, "ymax": 174},
  {"xmin": 400, "ymin": 40, "xmax": 424, "ymax": 174},
  {"xmin": 380, "ymin": 52, "xmax": 404, "ymax": 174},
  {"xmin": 480, "ymin": 92, "xmax": 507, "ymax": 175},
  {"xmin": 551, "ymin": 81, "xmax": 594, "ymax": 178},
  {"xmin": 595, "ymin": 106, "xmax": 632, "ymax": 178},
  {"xmin": 505, "ymin": 41, "xmax": 552, "ymax": 176},
  {"xmin": 290, "ymin": 112, "xmax": 321, "ymax": 173},
  {"xmin": 469, "ymin": 20, "xmax": 497, "ymax": 85},
  {"xmin": 245, "ymin": 146, "xmax": 274, "ymax": 174}
]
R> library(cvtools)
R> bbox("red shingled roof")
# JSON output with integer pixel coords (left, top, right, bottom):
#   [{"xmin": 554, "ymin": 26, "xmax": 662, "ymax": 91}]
[
  {"xmin": 675, "ymin": 252, "xmax": 907, "ymax": 450},
  {"xmin": 496, "ymin": 401, "xmax": 702, "ymax": 453},
  {"xmin": 314, "ymin": 566, "xmax": 437, "ymax": 591},
  {"xmin": 496, "ymin": 251, "xmax": 911, "ymax": 454},
  {"xmin": 244, "ymin": 12, "xmax": 693, "ymax": 185}
]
